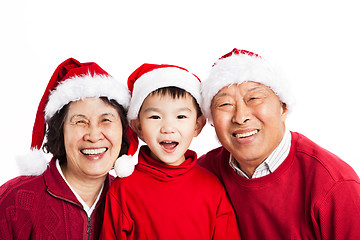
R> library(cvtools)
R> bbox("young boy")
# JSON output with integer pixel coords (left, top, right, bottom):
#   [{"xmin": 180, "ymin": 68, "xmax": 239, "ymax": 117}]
[{"xmin": 101, "ymin": 64, "xmax": 241, "ymax": 239}]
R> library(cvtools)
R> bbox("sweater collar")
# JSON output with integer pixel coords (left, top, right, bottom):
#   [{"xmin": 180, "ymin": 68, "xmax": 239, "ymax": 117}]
[
  {"xmin": 43, "ymin": 158, "xmax": 113, "ymax": 208},
  {"xmin": 136, "ymin": 145, "xmax": 197, "ymax": 181}
]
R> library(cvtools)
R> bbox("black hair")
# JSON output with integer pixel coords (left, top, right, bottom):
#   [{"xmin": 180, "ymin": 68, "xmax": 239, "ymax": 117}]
[{"xmin": 149, "ymin": 87, "xmax": 202, "ymax": 118}]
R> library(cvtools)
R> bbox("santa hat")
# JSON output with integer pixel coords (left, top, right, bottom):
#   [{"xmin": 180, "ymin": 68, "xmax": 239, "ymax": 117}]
[
  {"xmin": 201, "ymin": 48, "xmax": 293, "ymax": 123},
  {"xmin": 17, "ymin": 58, "xmax": 138, "ymax": 178},
  {"xmin": 127, "ymin": 63, "xmax": 201, "ymax": 121}
]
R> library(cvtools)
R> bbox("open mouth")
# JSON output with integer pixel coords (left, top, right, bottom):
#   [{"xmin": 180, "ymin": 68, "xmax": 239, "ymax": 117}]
[
  {"xmin": 160, "ymin": 141, "xmax": 179, "ymax": 152},
  {"xmin": 80, "ymin": 147, "xmax": 108, "ymax": 155},
  {"xmin": 233, "ymin": 130, "xmax": 259, "ymax": 138}
]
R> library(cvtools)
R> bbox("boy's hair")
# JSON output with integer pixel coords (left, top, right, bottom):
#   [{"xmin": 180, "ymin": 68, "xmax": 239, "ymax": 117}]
[{"xmin": 149, "ymin": 87, "xmax": 202, "ymax": 118}]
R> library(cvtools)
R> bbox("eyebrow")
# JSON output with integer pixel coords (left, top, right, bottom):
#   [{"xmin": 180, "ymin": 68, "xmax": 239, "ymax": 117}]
[
  {"xmin": 69, "ymin": 113, "xmax": 117, "ymax": 121},
  {"xmin": 248, "ymin": 86, "xmax": 266, "ymax": 92}
]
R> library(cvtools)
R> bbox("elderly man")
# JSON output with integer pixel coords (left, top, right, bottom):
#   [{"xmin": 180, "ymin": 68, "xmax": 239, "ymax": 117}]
[{"xmin": 199, "ymin": 48, "xmax": 360, "ymax": 239}]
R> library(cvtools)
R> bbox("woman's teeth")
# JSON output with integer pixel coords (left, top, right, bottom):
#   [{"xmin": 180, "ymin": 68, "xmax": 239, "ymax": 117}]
[
  {"xmin": 234, "ymin": 130, "xmax": 258, "ymax": 138},
  {"xmin": 81, "ymin": 148, "xmax": 107, "ymax": 155}
]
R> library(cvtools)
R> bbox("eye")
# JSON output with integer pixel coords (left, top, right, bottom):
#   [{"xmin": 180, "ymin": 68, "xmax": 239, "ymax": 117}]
[
  {"xmin": 177, "ymin": 115, "xmax": 187, "ymax": 119},
  {"xmin": 75, "ymin": 120, "xmax": 86, "ymax": 124},
  {"xmin": 102, "ymin": 118, "xmax": 112, "ymax": 123},
  {"xmin": 219, "ymin": 103, "xmax": 231, "ymax": 107},
  {"xmin": 149, "ymin": 115, "xmax": 160, "ymax": 119}
]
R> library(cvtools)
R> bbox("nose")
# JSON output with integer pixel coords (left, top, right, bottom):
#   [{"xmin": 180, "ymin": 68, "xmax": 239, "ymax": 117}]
[
  {"xmin": 84, "ymin": 124, "xmax": 104, "ymax": 142},
  {"xmin": 232, "ymin": 101, "xmax": 251, "ymax": 125},
  {"xmin": 160, "ymin": 119, "xmax": 175, "ymax": 134}
]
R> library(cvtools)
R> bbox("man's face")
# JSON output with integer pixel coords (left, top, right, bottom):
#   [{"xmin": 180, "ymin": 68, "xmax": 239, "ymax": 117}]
[{"xmin": 210, "ymin": 81, "xmax": 287, "ymax": 169}]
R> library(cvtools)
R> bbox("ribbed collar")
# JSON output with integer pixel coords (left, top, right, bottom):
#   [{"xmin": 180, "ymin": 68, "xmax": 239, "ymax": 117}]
[{"xmin": 136, "ymin": 145, "xmax": 197, "ymax": 181}]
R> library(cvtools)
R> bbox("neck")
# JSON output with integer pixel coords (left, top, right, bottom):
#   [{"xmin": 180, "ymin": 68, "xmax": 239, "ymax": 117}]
[
  {"xmin": 61, "ymin": 164, "xmax": 105, "ymax": 208},
  {"xmin": 233, "ymin": 157, "xmax": 260, "ymax": 178}
]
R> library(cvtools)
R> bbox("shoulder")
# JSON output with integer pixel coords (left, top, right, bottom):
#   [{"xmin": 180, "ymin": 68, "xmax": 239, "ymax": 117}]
[
  {"xmin": 0, "ymin": 175, "xmax": 45, "ymax": 217},
  {"xmin": 0, "ymin": 175, "xmax": 44, "ymax": 199},
  {"xmin": 292, "ymin": 132, "xmax": 359, "ymax": 182},
  {"xmin": 198, "ymin": 146, "xmax": 229, "ymax": 167}
]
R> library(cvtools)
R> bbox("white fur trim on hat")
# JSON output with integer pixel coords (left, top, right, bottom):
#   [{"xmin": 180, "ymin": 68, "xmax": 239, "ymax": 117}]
[
  {"xmin": 114, "ymin": 155, "xmax": 137, "ymax": 178},
  {"xmin": 45, "ymin": 73, "xmax": 131, "ymax": 121},
  {"xmin": 201, "ymin": 53, "xmax": 293, "ymax": 124},
  {"xmin": 16, "ymin": 149, "xmax": 49, "ymax": 176},
  {"xmin": 127, "ymin": 67, "xmax": 201, "ymax": 121}
]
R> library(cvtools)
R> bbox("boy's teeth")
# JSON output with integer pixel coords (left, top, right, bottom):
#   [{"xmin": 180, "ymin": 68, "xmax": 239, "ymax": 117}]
[
  {"xmin": 81, "ymin": 148, "xmax": 107, "ymax": 155},
  {"xmin": 161, "ymin": 141, "xmax": 178, "ymax": 150},
  {"xmin": 235, "ymin": 130, "xmax": 258, "ymax": 138}
]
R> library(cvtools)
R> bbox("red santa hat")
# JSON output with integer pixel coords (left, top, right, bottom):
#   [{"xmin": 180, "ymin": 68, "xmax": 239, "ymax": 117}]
[
  {"xmin": 18, "ymin": 58, "xmax": 138, "ymax": 177},
  {"xmin": 201, "ymin": 48, "xmax": 293, "ymax": 123},
  {"xmin": 127, "ymin": 63, "xmax": 201, "ymax": 121}
]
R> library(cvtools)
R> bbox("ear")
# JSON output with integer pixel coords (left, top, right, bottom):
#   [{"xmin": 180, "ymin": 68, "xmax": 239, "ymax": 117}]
[
  {"xmin": 280, "ymin": 102, "xmax": 288, "ymax": 122},
  {"xmin": 194, "ymin": 115, "xmax": 206, "ymax": 137},
  {"xmin": 130, "ymin": 119, "xmax": 143, "ymax": 138}
]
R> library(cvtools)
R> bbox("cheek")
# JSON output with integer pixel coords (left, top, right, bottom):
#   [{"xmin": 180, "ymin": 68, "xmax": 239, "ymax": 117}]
[
  {"xmin": 105, "ymin": 126, "xmax": 123, "ymax": 145},
  {"xmin": 212, "ymin": 110, "xmax": 231, "ymax": 128},
  {"xmin": 63, "ymin": 127, "xmax": 83, "ymax": 150}
]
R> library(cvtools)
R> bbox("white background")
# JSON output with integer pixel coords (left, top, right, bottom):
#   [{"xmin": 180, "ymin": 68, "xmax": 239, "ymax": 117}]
[{"xmin": 1, "ymin": 0, "xmax": 359, "ymax": 185}]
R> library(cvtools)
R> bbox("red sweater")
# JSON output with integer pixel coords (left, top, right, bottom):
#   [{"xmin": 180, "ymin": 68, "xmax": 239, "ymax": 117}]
[
  {"xmin": 101, "ymin": 146, "xmax": 241, "ymax": 240},
  {"xmin": 0, "ymin": 158, "xmax": 114, "ymax": 240},
  {"xmin": 198, "ymin": 132, "xmax": 360, "ymax": 239}
]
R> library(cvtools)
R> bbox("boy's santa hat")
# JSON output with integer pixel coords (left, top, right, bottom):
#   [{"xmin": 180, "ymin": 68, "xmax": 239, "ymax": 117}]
[
  {"xmin": 127, "ymin": 63, "xmax": 201, "ymax": 121},
  {"xmin": 18, "ymin": 58, "xmax": 138, "ymax": 178},
  {"xmin": 201, "ymin": 48, "xmax": 293, "ymax": 123}
]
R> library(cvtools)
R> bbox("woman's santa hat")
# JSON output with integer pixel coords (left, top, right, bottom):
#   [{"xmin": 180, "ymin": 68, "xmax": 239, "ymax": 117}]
[
  {"xmin": 201, "ymin": 48, "xmax": 293, "ymax": 123},
  {"xmin": 18, "ymin": 58, "xmax": 138, "ymax": 177},
  {"xmin": 127, "ymin": 63, "xmax": 201, "ymax": 121}
]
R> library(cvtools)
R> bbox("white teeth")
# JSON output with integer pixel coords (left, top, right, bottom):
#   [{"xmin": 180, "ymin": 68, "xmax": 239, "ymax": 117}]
[
  {"xmin": 81, "ymin": 148, "xmax": 107, "ymax": 155},
  {"xmin": 235, "ymin": 130, "xmax": 258, "ymax": 138}
]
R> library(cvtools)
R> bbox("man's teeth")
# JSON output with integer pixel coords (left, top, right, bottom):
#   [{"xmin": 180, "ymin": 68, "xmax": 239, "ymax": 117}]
[
  {"xmin": 235, "ymin": 130, "xmax": 258, "ymax": 138},
  {"xmin": 81, "ymin": 148, "xmax": 107, "ymax": 155}
]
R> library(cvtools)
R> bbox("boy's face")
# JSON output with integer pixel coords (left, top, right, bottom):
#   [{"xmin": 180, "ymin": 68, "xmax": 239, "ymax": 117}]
[{"xmin": 132, "ymin": 92, "xmax": 205, "ymax": 166}]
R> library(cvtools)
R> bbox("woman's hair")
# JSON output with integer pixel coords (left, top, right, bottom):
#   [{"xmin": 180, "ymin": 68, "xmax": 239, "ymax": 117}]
[
  {"xmin": 42, "ymin": 97, "xmax": 129, "ymax": 164},
  {"xmin": 149, "ymin": 87, "xmax": 202, "ymax": 118}
]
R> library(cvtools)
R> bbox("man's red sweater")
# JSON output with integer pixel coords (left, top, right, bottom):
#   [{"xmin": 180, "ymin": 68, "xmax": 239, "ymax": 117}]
[
  {"xmin": 198, "ymin": 132, "xmax": 360, "ymax": 239},
  {"xmin": 101, "ymin": 146, "xmax": 241, "ymax": 239}
]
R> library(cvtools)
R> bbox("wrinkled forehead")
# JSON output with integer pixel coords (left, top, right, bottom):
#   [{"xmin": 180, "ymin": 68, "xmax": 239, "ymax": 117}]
[{"xmin": 214, "ymin": 81, "xmax": 276, "ymax": 97}]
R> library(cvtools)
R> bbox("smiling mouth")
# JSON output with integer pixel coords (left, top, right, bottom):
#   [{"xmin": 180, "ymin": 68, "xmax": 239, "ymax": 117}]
[
  {"xmin": 233, "ymin": 130, "xmax": 259, "ymax": 138},
  {"xmin": 80, "ymin": 148, "xmax": 108, "ymax": 155},
  {"xmin": 160, "ymin": 141, "xmax": 179, "ymax": 151}
]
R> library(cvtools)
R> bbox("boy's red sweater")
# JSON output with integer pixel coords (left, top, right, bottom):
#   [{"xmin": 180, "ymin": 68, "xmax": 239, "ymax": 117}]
[{"xmin": 101, "ymin": 146, "xmax": 241, "ymax": 239}]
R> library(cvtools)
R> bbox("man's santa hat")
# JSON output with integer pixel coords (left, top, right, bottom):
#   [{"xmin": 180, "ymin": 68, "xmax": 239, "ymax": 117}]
[
  {"xmin": 127, "ymin": 63, "xmax": 201, "ymax": 121},
  {"xmin": 201, "ymin": 48, "xmax": 293, "ymax": 123},
  {"xmin": 18, "ymin": 58, "xmax": 138, "ymax": 178}
]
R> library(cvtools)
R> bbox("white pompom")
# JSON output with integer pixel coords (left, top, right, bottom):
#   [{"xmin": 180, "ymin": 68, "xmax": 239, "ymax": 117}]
[
  {"xmin": 114, "ymin": 155, "xmax": 137, "ymax": 178},
  {"xmin": 16, "ymin": 149, "xmax": 49, "ymax": 176}
]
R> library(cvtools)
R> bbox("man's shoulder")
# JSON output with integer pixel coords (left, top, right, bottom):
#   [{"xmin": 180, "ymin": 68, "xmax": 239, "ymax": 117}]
[
  {"xmin": 197, "ymin": 146, "xmax": 230, "ymax": 177},
  {"xmin": 292, "ymin": 131, "xmax": 359, "ymax": 181},
  {"xmin": 198, "ymin": 146, "xmax": 228, "ymax": 163}
]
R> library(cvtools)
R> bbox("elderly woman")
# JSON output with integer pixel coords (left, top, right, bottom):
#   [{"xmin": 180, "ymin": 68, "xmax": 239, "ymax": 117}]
[{"xmin": 0, "ymin": 58, "xmax": 138, "ymax": 239}]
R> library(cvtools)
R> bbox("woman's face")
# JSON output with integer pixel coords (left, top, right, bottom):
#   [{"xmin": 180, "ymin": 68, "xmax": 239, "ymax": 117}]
[{"xmin": 62, "ymin": 97, "xmax": 123, "ymax": 180}]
